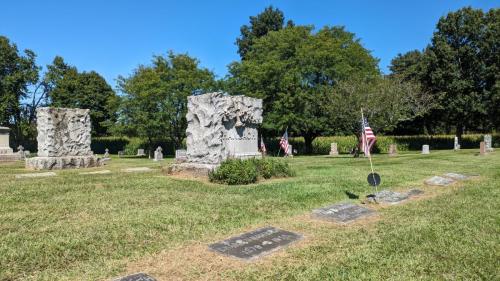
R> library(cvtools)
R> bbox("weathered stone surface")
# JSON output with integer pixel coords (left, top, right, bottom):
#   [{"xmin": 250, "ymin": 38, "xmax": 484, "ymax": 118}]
[
  {"xmin": 169, "ymin": 92, "xmax": 263, "ymax": 175},
  {"xmin": 329, "ymin": 143, "xmax": 339, "ymax": 156},
  {"xmin": 388, "ymin": 144, "xmax": 398, "ymax": 156},
  {"xmin": 443, "ymin": 172, "xmax": 469, "ymax": 180},
  {"xmin": 112, "ymin": 272, "xmax": 157, "ymax": 281},
  {"xmin": 137, "ymin": 149, "xmax": 145, "ymax": 156},
  {"xmin": 422, "ymin": 144, "xmax": 430, "ymax": 154},
  {"xmin": 175, "ymin": 149, "xmax": 187, "ymax": 163},
  {"xmin": 15, "ymin": 172, "xmax": 57, "ymax": 179},
  {"xmin": 26, "ymin": 107, "xmax": 101, "ymax": 169},
  {"xmin": 406, "ymin": 189, "xmax": 424, "ymax": 197},
  {"xmin": 209, "ymin": 226, "xmax": 302, "ymax": 260},
  {"xmin": 122, "ymin": 167, "xmax": 152, "ymax": 173},
  {"xmin": 312, "ymin": 203, "xmax": 375, "ymax": 223},
  {"xmin": 26, "ymin": 156, "xmax": 99, "ymax": 170},
  {"xmin": 454, "ymin": 136, "xmax": 460, "ymax": 150},
  {"xmin": 372, "ymin": 190, "xmax": 409, "ymax": 204},
  {"xmin": 153, "ymin": 146, "xmax": 163, "ymax": 161},
  {"xmin": 484, "ymin": 134, "xmax": 494, "ymax": 152},
  {"xmin": 424, "ymin": 176, "xmax": 455, "ymax": 186},
  {"xmin": 79, "ymin": 170, "xmax": 111, "ymax": 175},
  {"xmin": 480, "ymin": 141, "xmax": 486, "ymax": 155},
  {"xmin": 0, "ymin": 126, "xmax": 21, "ymax": 161}
]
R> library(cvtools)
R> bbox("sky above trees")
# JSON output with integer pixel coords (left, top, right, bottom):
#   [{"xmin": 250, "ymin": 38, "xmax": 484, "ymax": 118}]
[{"xmin": 1, "ymin": 0, "xmax": 496, "ymax": 87}]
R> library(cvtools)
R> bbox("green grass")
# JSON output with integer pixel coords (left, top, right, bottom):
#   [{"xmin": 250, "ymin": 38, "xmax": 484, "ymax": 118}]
[{"xmin": 0, "ymin": 151, "xmax": 499, "ymax": 280}]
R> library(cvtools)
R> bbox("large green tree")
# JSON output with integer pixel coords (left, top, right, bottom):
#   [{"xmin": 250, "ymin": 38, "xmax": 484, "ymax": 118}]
[
  {"xmin": 45, "ymin": 57, "xmax": 118, "ymax": 136},
  {"xmin": 117, "ymin": 51, "xmax": 216, "ymax": 152},
  {"xmin": 228, "ymin": 25, "xmax": 380, "ymax": 153},
  {"xmin": 236, "ymin": 6, "xmax": 294, "ymax": 60}
]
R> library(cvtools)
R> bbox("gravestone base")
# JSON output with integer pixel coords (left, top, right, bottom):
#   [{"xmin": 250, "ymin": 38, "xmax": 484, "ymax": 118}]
[
  {"xmin": 26, "ymin": 155, "xmax": 101, "ymax": 170},
  {"xmin": 165, "ymin": 162, "xmax": 219, "ymax": 177}
]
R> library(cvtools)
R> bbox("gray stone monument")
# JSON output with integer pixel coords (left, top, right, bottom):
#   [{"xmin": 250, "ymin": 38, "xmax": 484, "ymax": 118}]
[
  {"xmin": 168, "ymin": 92, "xmax": 263, "ymax": 175},
  {"xmin": 286, "ymin": 144, "xmax": 293, "ymax": 158},
  {"xmin": 484, "ymin": 134, "xmax": 493, "ymax": 152},
  {"xmin": 329, "ymin": 142, "xmax": 339, "ymax": 156},
  {"xmin": 422, "ymin": 144, "xmax": 430, "ymax": 154},
  {"xmin": 136, "ymin": 149, "xmax": 145, "ymax": 156},
  {"xmin": 454, "ymin": 136, "xmax": 460, "ymax": 150},
  {"xmin": 103, "ymin": 148, "xmax": 110, "ymax": 159},
  {"xmin": 0, "ymin": 126, "xmax": 21, "ymax": 161},
  {"xmin": 25, "ymin": 107, "xmax": 101, "ymax": 170},
  {"xmin": 175, "ymin": 149, "xmax": 187, "ymax": 163},
  {"xmin": 480, "ymin": 141, "xmax": 486, "ymax": 155},
  {"xmin": 388, "ymin": 144, "xmax": 397, "ymax": 156},
  {"xmin": 153, "ymin": 146, "xmax": 163, "ymax": 161}
]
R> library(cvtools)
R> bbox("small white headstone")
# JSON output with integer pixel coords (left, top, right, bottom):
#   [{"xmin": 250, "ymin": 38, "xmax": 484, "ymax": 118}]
[
  {"xmin": 484, "ymin": 134, "xmax": 493, "ymax": 152},
  {"xmin": 137, "ymin": 149, "xmax": 145, "ymax": 156},
  {"xmin": 154, "ymin": 146, "xmax": 163, "ymax": 161},
  {"xmin": 175, "ymin": 149, "xmax": 187, "ymax": 163},
  {"xmin": 103, "ymin": 148, "xmax": 110, "ymax": 159},
  {"xmin": 329, "ymin": 143, "xmax": 339, "ymax": 156},
  {"xmin": 454, "ymin": 136, "xmax": 460, "ymax": 150},
  {"xmin": 422, "ymin": 144, "xmax": 430, "ymax": 154},
  {"xmin": 286, "ymin": 145, "xmax": 293, "ymax": 157}
]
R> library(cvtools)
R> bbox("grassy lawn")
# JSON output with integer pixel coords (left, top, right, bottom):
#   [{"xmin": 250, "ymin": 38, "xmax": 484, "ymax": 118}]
[{"xmin": 0, "ymin": 150, "xmax": 499, "ymax": 280}]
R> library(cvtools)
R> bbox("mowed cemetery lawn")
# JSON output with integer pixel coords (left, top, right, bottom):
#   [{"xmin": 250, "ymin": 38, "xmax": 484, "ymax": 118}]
[{"xmin": 0, "ymin": 150, "xmax": 499, "ymax": 280}]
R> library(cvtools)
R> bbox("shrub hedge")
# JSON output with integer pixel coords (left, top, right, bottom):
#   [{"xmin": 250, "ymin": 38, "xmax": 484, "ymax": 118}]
[
  {"xmin": 209, "ymin": 158, "xmax": 294, "ymax": 185},
  {"xmin": 92, "ymin": 133, "xmax": 498, "ymax": 156}
]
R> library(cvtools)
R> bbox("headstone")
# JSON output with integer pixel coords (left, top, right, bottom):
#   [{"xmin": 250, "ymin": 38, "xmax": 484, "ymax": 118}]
[
  {"xmin": 17, "ymin": 145, "xmax": 26, "ymax": 160},
  {"xmin": 168, "ymin": 92, "xmax": 263, "ymax": 175},
  {"xmin": 0, "ymin": 127, "xmax": 21, "ymax": 161},
  {"xmin": 329, "ymin": 143, "xmax": 339, "ymax": 156},
  {"xmin": 153, "ymin": 146, "xmax": 163, "ymax": 161},
  {"xmin": 443, "ymin": 172, "xmax": 469, "ymax": 181},
  {"xmin": 122, "ymin": 167, "xmax": 152, "ymax": 173},
  {"xmin": 454, "ymin": 136, "xmax": 460, "ymax": 150},
  {"xmin": 484, "ymin": 134, "xmax": 493, "ymax": 152},
  {"xmin": 480, "ymin": 141, "xmax": 486, "ymax": 155},
  {"xmin": 118, "ymin": 151, "xmax": 124, "ymax": 158},
  {"xmin": 371, "ymin": 190, "xmax": 409, "ymax": 204},
  {"xmin": 422, "ymin": 144, "xmax": 430, "ymax": 154},
  {"xmin": 79, "ymin": 170, "xmax": 111, "ymax": 175},
  {"xmin": 25, "ymin": 108, "xmax": 101, "ymax": 169},
  {"xmin": 424, "ymin": 176, "xmax": 455, "ymax": 186},
  {"xmin": 104, "ymin": 148, "xmax": 110, "ymax": 159},
  {"xmin": 208, "ymin": 226, "xmax": 302, "ymax": 261},
  {"xmin": 112, "ymin": 272, "xmax": 157, "ymax": 281},
  {"xmin": 175, "ymin": 149, "xmax": 187, "ymax": 163},
  {"xmin": 406, "ymin": 189, "xmax": 424, "ymax": 197},
  {"xmin": 286, "ymin": 145, "xmax": 293, "ymax": 158},
  {"xmin": 388, "ymin": 144, "xmax": 397, "ymax": 156},
  {"xmin": 15, "ymin": 172, "xmax": 57, "ymax": 179},
  {"xmin": 312, "ymin": 203, "xmax": 375, "ymax": 223},
  {"xmin": 136, "ymin": 149, "xmax": 146, "ymax": 156}
]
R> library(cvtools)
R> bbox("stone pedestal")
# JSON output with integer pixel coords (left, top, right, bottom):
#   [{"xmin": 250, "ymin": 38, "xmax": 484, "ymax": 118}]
[
  {"xmin": 167, "ymin": 92, "xmax": 263, "ymax": 175},
  {"xmin": 26, "ymin": 107, "xmax": 101, "ymax": 170},
  {"xmin": 0, "ymin": 126, "xmax": 22, "ymax": 161},
  {"xmin": 329, "ymin": 143, "xmax": 339, "ymax": 156},
  {"xmin": 422, "ymin": 144, "xmax": 430, "ymax": 154},
  {"xmin": 388, "ymin": 144, "xmax": 397, "ymax": 156}
]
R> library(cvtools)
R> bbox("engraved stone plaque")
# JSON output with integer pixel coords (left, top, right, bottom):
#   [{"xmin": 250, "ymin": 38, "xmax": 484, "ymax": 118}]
[
  {"xmin": 443, "ymin": 172, "xmax": 469, "ymax": 181},
  {"xmin": 209, "ymin": 226, "xmax": 302, "ymax": 260},
  {"xmin": 424, "ymin": 176, "xmax": 455, "ymax": 186},
  {"xmin": 312, "ymin": 203, "xmax": 375, "ymax": 223},
  {"xmin": 113, "ymin": 272, "xmax": 156, "ymax": 281},
  {"xmin": 373, "ymin": 190, "xmax": 409, "ymax": 204}
]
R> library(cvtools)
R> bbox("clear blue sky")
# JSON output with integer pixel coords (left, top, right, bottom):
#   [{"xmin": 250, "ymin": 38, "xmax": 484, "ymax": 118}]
[{"xmin": 1, "ymin": 0, "xmax": 497, "ymax": 88}]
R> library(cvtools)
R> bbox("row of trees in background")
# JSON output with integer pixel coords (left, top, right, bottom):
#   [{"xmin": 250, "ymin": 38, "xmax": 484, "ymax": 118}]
[{"xmin": 0, "ymin": 6, "xmax": 498, "ymax": 152}]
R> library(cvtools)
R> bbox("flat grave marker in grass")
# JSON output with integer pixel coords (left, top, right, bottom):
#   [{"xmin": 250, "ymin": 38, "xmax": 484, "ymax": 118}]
[
  {"xmin": 371, "ymin": 190, "xmax": 409, "ymax": 204},
  {"xmin": 15, "ymin": 172, "xmax": 57, "ymax": 179},
  {"xmin": 112, "ymin": 272, "xmax": 156, "ymax": 281},
  {"xmin": 209, "ymin": 226, "xmax": 302, "ymax": 261},
  {"xmin": 79, "ymin": 170, "xmax": 111, "ymax": 175},
  {"xmin": 122, "ymin": 167, "xmax": 152, "ymax": 173},
  {"xmin": 443, "ymin": 172, "xmax": 469, "ymax": 181},
  {"xmin": 406, "ymin": 188, "xmax": 425, "ymax": 196},
  {"xmin": 312, "ymin": 202, "xmax": 375, "ymax": 223},
  {"xmin": 424, "ymin": 176, "xmax": 455, "ymax": 186}
]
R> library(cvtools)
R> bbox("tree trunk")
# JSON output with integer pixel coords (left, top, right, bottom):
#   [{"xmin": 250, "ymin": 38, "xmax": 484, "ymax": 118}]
[{"xmin": 304, "ymin": 134, "xmax": 315, "ymax": 155}]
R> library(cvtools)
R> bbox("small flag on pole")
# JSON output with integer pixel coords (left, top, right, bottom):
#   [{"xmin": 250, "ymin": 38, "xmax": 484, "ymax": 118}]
[
  {"xmin": 361, "ymin": 117, "xmax": 376, "ymax": 156},
  {"xmin": 279, "ymin": 129, "xmax": 289, "ymax": 156},
  {"xmin": 260, "ymin": 136, "xmax": 267, "ymax": 155}
]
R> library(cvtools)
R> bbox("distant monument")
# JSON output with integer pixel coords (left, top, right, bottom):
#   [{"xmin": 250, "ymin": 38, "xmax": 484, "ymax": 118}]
[
  {"xmin": 454, "ymin": 136, "xmax": 460, "ymax": 150},
  {"xmin": 422, "ymin": 144, "xmax": 430, "ymax": 154},
  {"xmin": 25, "ymin": 107, "xmax": 101, "ymax": 169},
  {"xmin": 388, "ymin": 144, "xmax": 397, "ymax": 156},
  {"xmin": 480, "ymin": 141, "xmax": 487, "ymax": 155},
  {"xmin": 484, "ymin": 134, "xmax": 493, "ymax": 152},
  {"xmin": 329, "ymin": 143, "xmax": 339, "ymax": 156},
  {"xmin": 0, "ymin": 126, "xmax": 21, "ymax": 161},
  {"xmin": 153, "ymin": 146, "xmax": 163, "ymax": 161},
  {"xmin": 168, "ymin": 92, "xmax": 262, "ymax": 175}
]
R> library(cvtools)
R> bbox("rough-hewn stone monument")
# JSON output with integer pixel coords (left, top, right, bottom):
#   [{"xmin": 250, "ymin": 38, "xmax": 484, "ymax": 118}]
[
  {"xmin": 168, "ymin": 92, "xmax": 262, "ymax": 175},
  {"xmin": 25, "ymin": 107, "xmax": 100, "ymax": 170},
  {"xmin": 0, "ymin": 126, "xmax": 22, "ymax": 161}
]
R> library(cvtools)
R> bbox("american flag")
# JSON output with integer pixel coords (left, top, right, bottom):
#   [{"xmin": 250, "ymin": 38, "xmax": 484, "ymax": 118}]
[
  {"xmin": 260, "ymin": 135, "xmax": 267, "ymax": 154},
  {"xmin": 279, "ymin": 129, "xmax": 289, "ymax": 155},
  {"xmin": 361, "ymin": 117, "xmax": 376, "ymax": 156}
]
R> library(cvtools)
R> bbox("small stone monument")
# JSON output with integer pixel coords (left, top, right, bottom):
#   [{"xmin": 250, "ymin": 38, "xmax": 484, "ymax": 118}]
[
  {"xmin": 484, "ymin": 134, "xmax": 493, "ymax": 152},
  {"xmin": 17, "ymin": 145, "xmax": 26, "ymax": 160},
  {"xmin": 103, "ymin": 148, "xmax": 110, "ymax": 159},
  {"xmin": 168, "ymin": 92, "xmax": 262, "ymax": 175},
  {"xmin": 0, "ymin": 126, "xmax": 21, "ymax": 161},
  {"xmin": 329, "ymin": 142, "xmax": 339, "ymax": 156},
  {"xmin": 118, "ymin": 151, "xmax": 124, "ymax": 158},
  {"xmin": 286, "ymin": 145, "xmax": 293, "ymax": 158},
  {"xmin": 175, "ymin": 149, "xmax": 187, "ymax": 163},
  {"xmin": 153, "ymin": 146, "xmax": 163, "ymax": 161},
  {"xmin": 454, "ymin": 136, "xmax": 460, "ymax": 150},
  {"xmin": 480, "ymin": 141, "xmax": 486, "ymax": 155},
  {"xmin": 136, "ymin": 149, "xmax": 145, "ymax": 156},
  {"xmin": 388, "ymin": 144, "xmax": 397, "ymax": 156},
  {"xmin": 25, "ymin": 107, "xmax": 101, "ymax": 170},
  {"xmin": 422, "ymin": 144, "xmax": 430, "ymax": 154}
]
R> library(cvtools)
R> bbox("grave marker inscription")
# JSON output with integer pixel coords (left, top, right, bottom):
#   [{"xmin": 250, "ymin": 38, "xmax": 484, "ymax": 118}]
[
  {"xmin": 209, "ymin": 226, "xmax": 302, "ymax": 260},
  {"xmin": 312, "ymin": 203, "xmax": 375, "ymax": 223},
  {"xmin": 112, "ymin": 273, "xmax": 157, "ymax": 281}
]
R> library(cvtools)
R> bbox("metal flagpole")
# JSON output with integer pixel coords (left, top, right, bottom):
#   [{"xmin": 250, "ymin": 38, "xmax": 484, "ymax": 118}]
[{"xmin": 361, "ymin": 108, "xmax": 378, "ymax": 192}]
